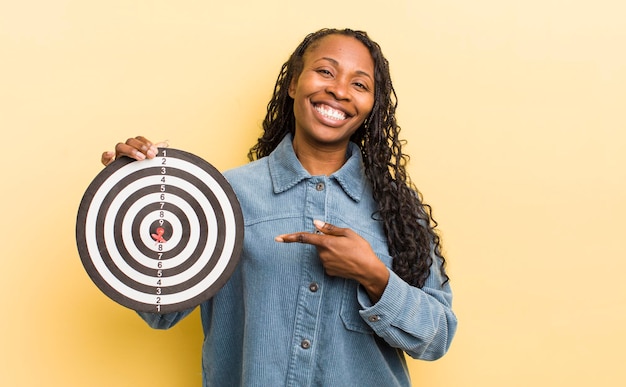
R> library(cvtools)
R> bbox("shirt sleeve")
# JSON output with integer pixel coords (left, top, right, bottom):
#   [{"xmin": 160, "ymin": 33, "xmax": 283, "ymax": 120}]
[
  {"xmin": 136, "ymin": 307, "xmax": 195, "ymax": 330},
  {"xmin": 356, "ymin": 261, "xmax": 457, "ymax": 361}
]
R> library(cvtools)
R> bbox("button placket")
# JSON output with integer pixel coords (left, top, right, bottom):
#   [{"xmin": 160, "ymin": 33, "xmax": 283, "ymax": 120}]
[{"xmin": 285, "ymin": 177, "xmax": 327, "ymax": 385}]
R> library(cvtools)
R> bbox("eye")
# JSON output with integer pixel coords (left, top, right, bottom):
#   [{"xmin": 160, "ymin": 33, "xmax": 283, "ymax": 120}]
[
  {"xmin": 353, "ymin": 82, "xmax": 370, "ymax": 91},
  {"xmin": 316, "ymin": 69, "xmax": 333, "ymax": 77}
]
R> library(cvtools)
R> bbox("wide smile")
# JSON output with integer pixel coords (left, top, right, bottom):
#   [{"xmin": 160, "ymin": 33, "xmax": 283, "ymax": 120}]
[{"xmin": 313, "ymin": 103, "xmax": 349, "ymax": 122}]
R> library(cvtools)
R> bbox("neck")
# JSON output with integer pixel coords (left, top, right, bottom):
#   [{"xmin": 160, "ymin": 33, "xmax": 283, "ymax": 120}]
[{"xmin": 292, "ymin": 137, "xmax": 348, "ymax": 176}]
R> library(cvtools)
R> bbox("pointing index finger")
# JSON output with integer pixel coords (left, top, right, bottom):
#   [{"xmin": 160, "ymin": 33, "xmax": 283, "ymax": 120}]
[{"xmin": 275, "ymin": 231, "xmax": 324, "ymax": 245}]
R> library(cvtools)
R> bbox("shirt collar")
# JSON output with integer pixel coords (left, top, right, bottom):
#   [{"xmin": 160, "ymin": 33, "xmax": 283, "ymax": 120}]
[{"xmin": 268, "ymin": 134, "xmax": 366, "ymax": 202}]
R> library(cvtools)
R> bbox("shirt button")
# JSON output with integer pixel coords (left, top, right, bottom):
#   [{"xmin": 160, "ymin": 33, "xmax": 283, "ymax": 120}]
[
  {"xmin": 368, "ymin": 315, "xmax": 381, "ymax": 322},
  {"xmin": 301, "ymin": 339, "xmax": 311, "ymax": 349},
  {"xmin": 309, "ymin": 282, "xmax": 319, "ymax": 292},
  {"xmin": 316, "ymin": 182, "xmax": 325, "ymax": 191}
]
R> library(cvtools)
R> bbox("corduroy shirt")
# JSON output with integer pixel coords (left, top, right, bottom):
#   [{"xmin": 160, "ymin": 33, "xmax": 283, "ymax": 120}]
[{"xmin": 138, "ymin": 134, "xmax": 457, "ymax": 386}]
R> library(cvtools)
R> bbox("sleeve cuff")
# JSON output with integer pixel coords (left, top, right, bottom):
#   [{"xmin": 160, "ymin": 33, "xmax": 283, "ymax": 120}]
[{"xmin": 357, "ymin": 268, "xmax": 410, "ymax": 331}]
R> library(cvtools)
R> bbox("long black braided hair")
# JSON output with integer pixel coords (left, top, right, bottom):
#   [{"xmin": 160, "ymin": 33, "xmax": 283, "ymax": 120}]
[{"xmin": 248, "ymin": 28, "xmax": 449, "ymax": 288}]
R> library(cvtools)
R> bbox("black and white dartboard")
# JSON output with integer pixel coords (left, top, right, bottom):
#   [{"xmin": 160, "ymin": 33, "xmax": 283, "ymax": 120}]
[{"xmin": 76, "ymin": 148, "xmax": 244, "ymax": 314}]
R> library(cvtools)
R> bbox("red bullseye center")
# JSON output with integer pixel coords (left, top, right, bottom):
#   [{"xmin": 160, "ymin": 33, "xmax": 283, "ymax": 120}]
[{"xmin": 150, "ymin": 220, "xmax": 173, "ymax": 242}]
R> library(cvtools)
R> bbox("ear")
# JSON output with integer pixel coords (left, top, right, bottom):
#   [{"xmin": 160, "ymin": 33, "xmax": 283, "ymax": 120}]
[{"xmin": 288, "ymin": 76, "xmax": 297, "ymax": 98}]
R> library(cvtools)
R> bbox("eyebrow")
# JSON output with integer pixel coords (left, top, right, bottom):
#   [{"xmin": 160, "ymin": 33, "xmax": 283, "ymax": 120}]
[{"xmin": 317, "ymin": 57, "xmax": 374, "ymax": 82}]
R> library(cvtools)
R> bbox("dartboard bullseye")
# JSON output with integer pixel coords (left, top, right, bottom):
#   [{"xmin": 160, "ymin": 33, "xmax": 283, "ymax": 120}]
[{"xmin": 76, "ymin": 148, "xmax": 244, "ymax": 313}]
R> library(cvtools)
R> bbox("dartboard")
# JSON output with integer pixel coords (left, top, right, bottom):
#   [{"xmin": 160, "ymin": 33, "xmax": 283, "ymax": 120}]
[{"xmin": 76, "ymin": 148, "xmax": 244, "ymax": 314}]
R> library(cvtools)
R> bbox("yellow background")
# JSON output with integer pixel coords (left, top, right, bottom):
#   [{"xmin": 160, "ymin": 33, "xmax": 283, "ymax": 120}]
[{"xmin": 2, "ymin": 1, "xmax": 625, "ymax": 386}]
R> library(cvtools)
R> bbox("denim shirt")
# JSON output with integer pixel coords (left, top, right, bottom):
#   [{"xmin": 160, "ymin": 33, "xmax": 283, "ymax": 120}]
[{"xmin": 138, "ymin": 134, "xmax": 457, "ymax": 386}]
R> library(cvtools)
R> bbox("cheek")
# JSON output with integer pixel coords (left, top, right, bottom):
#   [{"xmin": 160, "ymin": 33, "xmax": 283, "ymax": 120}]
[{"xmin": 360, "ymin": 94, "xmax": 375, "ymax": 117}]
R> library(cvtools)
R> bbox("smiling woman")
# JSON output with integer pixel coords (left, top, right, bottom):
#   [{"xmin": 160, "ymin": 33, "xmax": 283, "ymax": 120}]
[
  {"xmin": 100, "ymin": 28, "xmax": 456, "ymax": 387},
  {"xmin": 288, "ymin": 34, "xmax": 376, "ymax": 175}
]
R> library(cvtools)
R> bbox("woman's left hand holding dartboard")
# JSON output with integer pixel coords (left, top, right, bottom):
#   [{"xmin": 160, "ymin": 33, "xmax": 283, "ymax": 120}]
[{"xmin": 77, "ymin": 136, "xmax": 244, "ymax": 314}]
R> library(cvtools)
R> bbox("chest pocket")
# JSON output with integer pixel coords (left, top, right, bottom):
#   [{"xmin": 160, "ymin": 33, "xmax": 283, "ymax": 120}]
[
  {"xmin": 339, "ymin": 279, "xmax": 374, "ymax": 334},
  {"xmin": 339, "ymin": 250, "xmax": 392, "ymax": 335}
]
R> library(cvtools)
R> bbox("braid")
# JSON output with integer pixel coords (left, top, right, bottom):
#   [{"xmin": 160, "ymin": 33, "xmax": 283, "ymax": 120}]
[{"xmin": 249, "ymin": 28, "xmax": 449, "ymax": 288}]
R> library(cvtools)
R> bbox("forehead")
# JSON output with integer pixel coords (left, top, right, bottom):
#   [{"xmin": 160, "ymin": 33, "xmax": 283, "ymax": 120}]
[{"xmin": 304, "ymin": 34, "xmax": 374, "ymax": 70}]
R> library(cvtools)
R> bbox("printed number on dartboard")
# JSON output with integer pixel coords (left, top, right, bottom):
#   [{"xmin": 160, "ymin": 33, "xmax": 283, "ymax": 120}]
[{"xmin": 156, "ymin": 149, "xmax": 168, "ymax": 312}]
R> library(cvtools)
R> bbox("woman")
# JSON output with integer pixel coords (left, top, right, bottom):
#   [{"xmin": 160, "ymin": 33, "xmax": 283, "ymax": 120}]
[{"xmin": 102, "ymin": 28, "xmax": 456, "ymax": 386}]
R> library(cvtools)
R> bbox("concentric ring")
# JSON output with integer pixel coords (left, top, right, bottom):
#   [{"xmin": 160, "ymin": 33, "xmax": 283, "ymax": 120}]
[{"xmin": 76, "ymin": 148, "xmax": 244, "ymax": 313}]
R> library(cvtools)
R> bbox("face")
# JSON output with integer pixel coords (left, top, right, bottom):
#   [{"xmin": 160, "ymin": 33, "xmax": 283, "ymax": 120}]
[{"xmin": 288, "ymin": 34, "xmax": 375, "ymax": 150}]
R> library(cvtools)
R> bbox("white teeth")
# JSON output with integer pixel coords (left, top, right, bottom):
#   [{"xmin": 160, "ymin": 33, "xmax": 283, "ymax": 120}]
[{"xmin": 315, "ymin": 104, "xmax": 347, "ymax": 120}]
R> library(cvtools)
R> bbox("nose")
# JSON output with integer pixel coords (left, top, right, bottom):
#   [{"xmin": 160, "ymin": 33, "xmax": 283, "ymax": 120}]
[{"xmin": 325, "ymin": 77, "xmax": 351, "ymax": 100}]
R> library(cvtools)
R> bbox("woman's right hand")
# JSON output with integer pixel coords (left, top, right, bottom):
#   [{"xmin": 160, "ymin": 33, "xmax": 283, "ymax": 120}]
[{"xmin": 101, "ymin": 136, "xmax": 160, "ymax": 166}]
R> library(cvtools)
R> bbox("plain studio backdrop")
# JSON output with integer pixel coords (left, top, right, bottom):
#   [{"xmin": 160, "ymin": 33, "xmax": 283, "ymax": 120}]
[{"xmin": 1, "ymin": 1, "xmax": 625, "ymax": 386}]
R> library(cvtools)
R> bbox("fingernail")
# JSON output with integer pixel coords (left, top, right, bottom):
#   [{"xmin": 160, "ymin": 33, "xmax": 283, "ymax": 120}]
[
  {"xmin": 274, "ymin": 236, "xmax": 284, "ymax": 243},
  {"xmin": 146, "ymin": 148, "xmax": 157, "ymax": 158},
  {"xmin": 313, "ymin": 219, "xmax": 325, "ymax": 228},
  {"xmin": 134, "ymin": 150, "xmax": 146, "ymax": 160}
]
